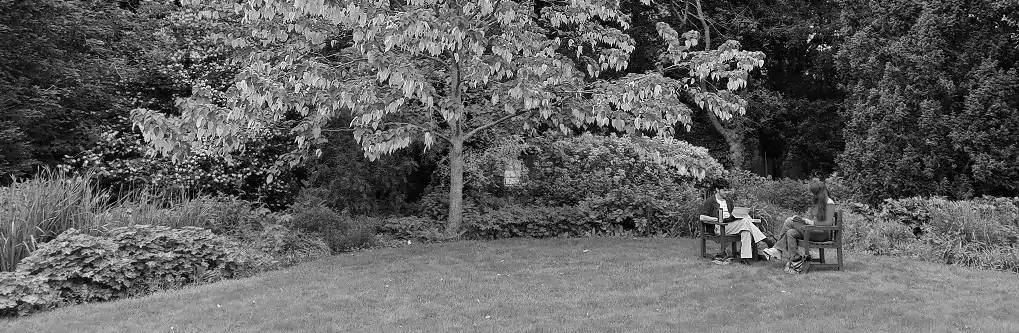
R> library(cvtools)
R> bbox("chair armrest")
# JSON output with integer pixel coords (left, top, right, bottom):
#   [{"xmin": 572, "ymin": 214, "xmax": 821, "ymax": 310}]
[{"xmin": 699, "ymin": 216, "xmax": 725, "ymax": 226}]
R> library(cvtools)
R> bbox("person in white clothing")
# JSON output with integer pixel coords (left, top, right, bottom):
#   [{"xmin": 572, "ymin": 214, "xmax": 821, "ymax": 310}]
[{"xmin": 701, "ymin": 182, "xmax": 771, "ymax": 265}]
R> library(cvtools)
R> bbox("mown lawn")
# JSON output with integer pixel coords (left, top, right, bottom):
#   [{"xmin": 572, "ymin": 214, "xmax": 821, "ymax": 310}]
[{"xmin": 3, "ymin": 237, "xmax": 1018, "ymax": 332}]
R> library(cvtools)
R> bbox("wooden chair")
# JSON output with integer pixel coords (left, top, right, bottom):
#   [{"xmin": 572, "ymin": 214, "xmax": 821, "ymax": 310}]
[
  {"xmin": 699, "ymin": 207, "xmax": 761, "ymax": 260},
  {"xmin": 797, "ymin": 204, "xmax": 844, "ymax": 272}
]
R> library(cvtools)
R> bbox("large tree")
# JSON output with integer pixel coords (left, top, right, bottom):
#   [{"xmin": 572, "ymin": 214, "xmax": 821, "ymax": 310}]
[{"xmin": 133, "ymin": 0, "xmax": 765, "ymax": 234}]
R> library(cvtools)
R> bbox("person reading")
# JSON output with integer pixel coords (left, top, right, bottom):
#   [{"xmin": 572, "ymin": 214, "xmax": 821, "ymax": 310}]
[
  {"xmin": 700, "ymin": 181, "xmax": 770, "ymax": 265},
  {"xmin": 762, "ymin": 180, "xmax": 835, "ymax": 274}
]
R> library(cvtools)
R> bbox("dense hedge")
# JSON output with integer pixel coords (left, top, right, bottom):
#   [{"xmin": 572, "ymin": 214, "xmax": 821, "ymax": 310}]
[
  {"xmin": 523, "ymin": 133, "xmax": 723, "ymax": 206},
  {"xmin": 520, "ymin": 134, "xmax": 722, "ymax": 237},
  {"xmin": 414, "ymin": 133, "xmax": 722, "ymax": 238}
]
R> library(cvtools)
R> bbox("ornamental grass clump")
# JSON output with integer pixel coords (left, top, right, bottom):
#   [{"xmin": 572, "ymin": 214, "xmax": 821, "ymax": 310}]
[{"xmin": 1, "ymin": 170, "xmax": 108, "ymax": 272}]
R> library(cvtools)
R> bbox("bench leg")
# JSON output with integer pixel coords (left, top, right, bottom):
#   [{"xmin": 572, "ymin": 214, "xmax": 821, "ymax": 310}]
[
  {"xmin": 837, "ymin": 245, "xmax": 844, "ymax": 271},
  {"xmin": 700, "ymin": 237, "xmax": 707, "ymax": 258},
  {"xmin": 730, "ymin": 241, "xmax": 737, "ymax": 258},
  {"xmin": 802, "ymin": 242, "xmax": 811, "ymax": 273},
  {"xmin": 819, "ymin": 248, "xmax": 826, "ymax": 264},
  {"xmin": 751, "ymin": 241, "xmax": 758, "ymax": 261}
]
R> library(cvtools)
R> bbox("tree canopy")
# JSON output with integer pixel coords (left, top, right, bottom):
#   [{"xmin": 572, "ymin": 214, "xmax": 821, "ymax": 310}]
[{"xmin": 131, "ymin": 0, "xmax": 765, "ymax": 232}]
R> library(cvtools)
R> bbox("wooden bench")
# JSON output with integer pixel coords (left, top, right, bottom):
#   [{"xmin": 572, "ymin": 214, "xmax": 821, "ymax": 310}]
[
  {"xmin": 699, "ymin": 207, "xmax": 762, "ymax": 260},
  {"xmin": 796, "ymin": 206, "xmax": 844, "ymax": 272}
]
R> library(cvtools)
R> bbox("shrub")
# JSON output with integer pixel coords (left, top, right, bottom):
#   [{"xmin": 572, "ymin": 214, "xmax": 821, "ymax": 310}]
[
  {"xmin": 524, "ymin": 133, "xmax": 725, "ymax": 206},
  {"xmin": 744, "ymin": 201, "xmax": 798, "ymax": 236},
  {"xmin": 727, "ymin": 169, "xmax": 812, "ymax": 214},
  {"xmin": 824, "ymin": 172, "xmax": 864, "ymax": 204},
  {"xmin": 297, "ymin": 118, "xmax": 434, "ymax": 216},
  {"xmin": 842, "ymin": 198, "xmax": 1019, "ymax": 273},
  {"xmin": 378, "ymin": 216, "xmax": 446, "ymax": 241},
  {"xmin": 0, "ymin": 271, "xmax": 60, "ymax": 316},
  {"xmin": 288, "ymin": 204, "xmax": 341, "ymax": 234},
  {"xmin": 0, "ymin": 170, "xmax": 107, "ymax": 272},
  {"xmin": 287, "ymin": 204, "xmax": 381, "ymax": 252},
  {"xmin": 11, "ymin": 225, "xmax": 270, "ymax": 308},
  {"xmin": 59, "ymin": 129, "xmax": 304, "ymax": 210},
  {"xmin": 323, "ymin": 216, "xmax": 381, "ymax": 252},
  {"xmin": 577, "ymin": 182, "xmax": 703, "ymax": 237},
  {"xmin": 496, "ymin": 133, "xmax": 722, "ymax": 236},
  {"xmin": 465, "ymin": 205, "xmax": 588, "ymax": 239},
  {"xmin": 254, "ymin": 224, "xmax": 331, "ymax": 267},
  {"xmin": 412, "ymin": 188, "xmax": 483, "ymax": 222}
]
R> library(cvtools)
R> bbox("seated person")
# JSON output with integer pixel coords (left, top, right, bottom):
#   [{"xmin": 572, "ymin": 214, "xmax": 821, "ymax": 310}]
[
  {"xmin": 700, "ymin": 181, "xmax": 771, "ymax": 265},
  {"xmin": 762, "ymin": 180, "xmax": 835, "ymax": 274}
]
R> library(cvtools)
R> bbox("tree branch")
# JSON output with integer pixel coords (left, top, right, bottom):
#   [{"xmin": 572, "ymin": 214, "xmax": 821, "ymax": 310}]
[
  {"xmin": 383, "ymin": 122, "xmax": 451, "ymax": 143},
  {"xmin": 463, "ymin": 108, "xmax": 537, "ymax": 139}
]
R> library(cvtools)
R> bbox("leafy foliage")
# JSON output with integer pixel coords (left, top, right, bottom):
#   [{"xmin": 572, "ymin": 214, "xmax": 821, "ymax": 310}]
[
  {"xmin": 843, "ymin": 198, "xmax": 1019, "ymax": 273},
  {"xmin": 252, "ymin": 224, "xmax": 331, "ymax": 267},
  {"xmin": 726, "ymin": 169, "xmax": 812, "ymax": 213},
  {"xmin": 61, "ymin": 129, "xmax": 304, "ymax": 210},
  {"xmin": 524, "ymin": 133, "xmax": 724, "ymax": 205},
  {"xmin": 578, "ymin": 182, "xmax": 703, "ymax": 236},
  {"xmin": 0, "ymin": 270, "xmax": 60, "ymax": 317},
  {"xmin": 131, "ymin": 0, "xmax": 764, "ymax": 233},
  {"xmin": 0, "ymin": 0, "xmax": 158, "ymax": 179},
  {"xmin": 0, "ymin": 171, "xmax": 107, "ymax": 272},
  {"xmin": 287, "ymin": 204, "xmax": 381, "ymax": 252},
  {"xmin": 377, "ymin": 216, "xmax": 447, "ymax": 242},
  {"xmin": 835, "ymin": 0, "xmax": 1019, "ymax": 204},
  {"xmin": 296, "ymin": 117, "xmax": 436, "ymax": 216},
  {"xmin": 516, "ymin": 133, "xmax": 720, "ymax": 236},
  {"xmin": 1, "ymin": 225, "xmax": 271, "ymax": 316},
  {"xmin": 465, "ymin": 205, "xmax": 588, "ymax": 239}
]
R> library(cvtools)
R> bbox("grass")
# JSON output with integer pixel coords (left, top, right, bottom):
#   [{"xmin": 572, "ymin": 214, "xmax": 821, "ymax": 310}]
[{"xmin": 3, "ymin": 237, "xmax": 1019, "ymax": 332}]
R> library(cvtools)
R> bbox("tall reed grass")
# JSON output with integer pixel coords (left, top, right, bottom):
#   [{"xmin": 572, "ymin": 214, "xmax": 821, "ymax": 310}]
[
  {"xmin": 1, "ymin": 171, "xmax": 241, "ymax": 272},
  {"xmin": 0, "ymin": 170, "xmax": 108, "ymax": 271},
  {"xmin": 93, "ymin": 189, "xmax": 221, "ymax": 230}
]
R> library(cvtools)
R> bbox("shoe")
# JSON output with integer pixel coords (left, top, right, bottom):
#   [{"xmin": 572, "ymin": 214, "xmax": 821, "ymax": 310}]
[
  {"xmin": 763, "ymin": 247, "xmax": 781, "ymax": 261},
  {"xmin": 784, "ymin": 265, "xmax": 799, "ymax": 275},
  {"xmin": 762, "ymin": 236, "xmax": 777, "ymax": 248},
  {"xmin": 712, "ymin": 254, "xmax": 733, "ymax": 265},
  {"xmin": 738, "ymin": 258, "xmax": 752, "ymax": 266}
]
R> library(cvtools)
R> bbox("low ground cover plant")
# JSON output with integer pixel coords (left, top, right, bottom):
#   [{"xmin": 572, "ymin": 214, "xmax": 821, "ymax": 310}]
[
  {"xmin": 0, "ymin": 173, "xmax": 337, "ymax": 317},
  {"xmin": 0, "ymin": 225, "xmax": 272, "ymax": 316}
]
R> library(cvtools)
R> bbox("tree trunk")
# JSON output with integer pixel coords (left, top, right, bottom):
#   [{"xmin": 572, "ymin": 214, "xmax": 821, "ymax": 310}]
[
  {"xmin": 446, "ymin": 134, "xmax": 464, "ymax": 236},
  {"xmin": 694, "ymin": 0, "xmax": 745, "ymax": 169},
  {"xmin": 705, "ymin": 110, "xmax": 746, "ymax": 169}
]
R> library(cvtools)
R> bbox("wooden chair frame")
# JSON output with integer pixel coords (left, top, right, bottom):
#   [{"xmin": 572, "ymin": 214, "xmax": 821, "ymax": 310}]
[
  {"xmin": 796, "ymin": 209, "xmax": 845, "ymax": 272},
  {"xmin": 699, "ymin": 208, "xmax": 761, "ymax": 260}
]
